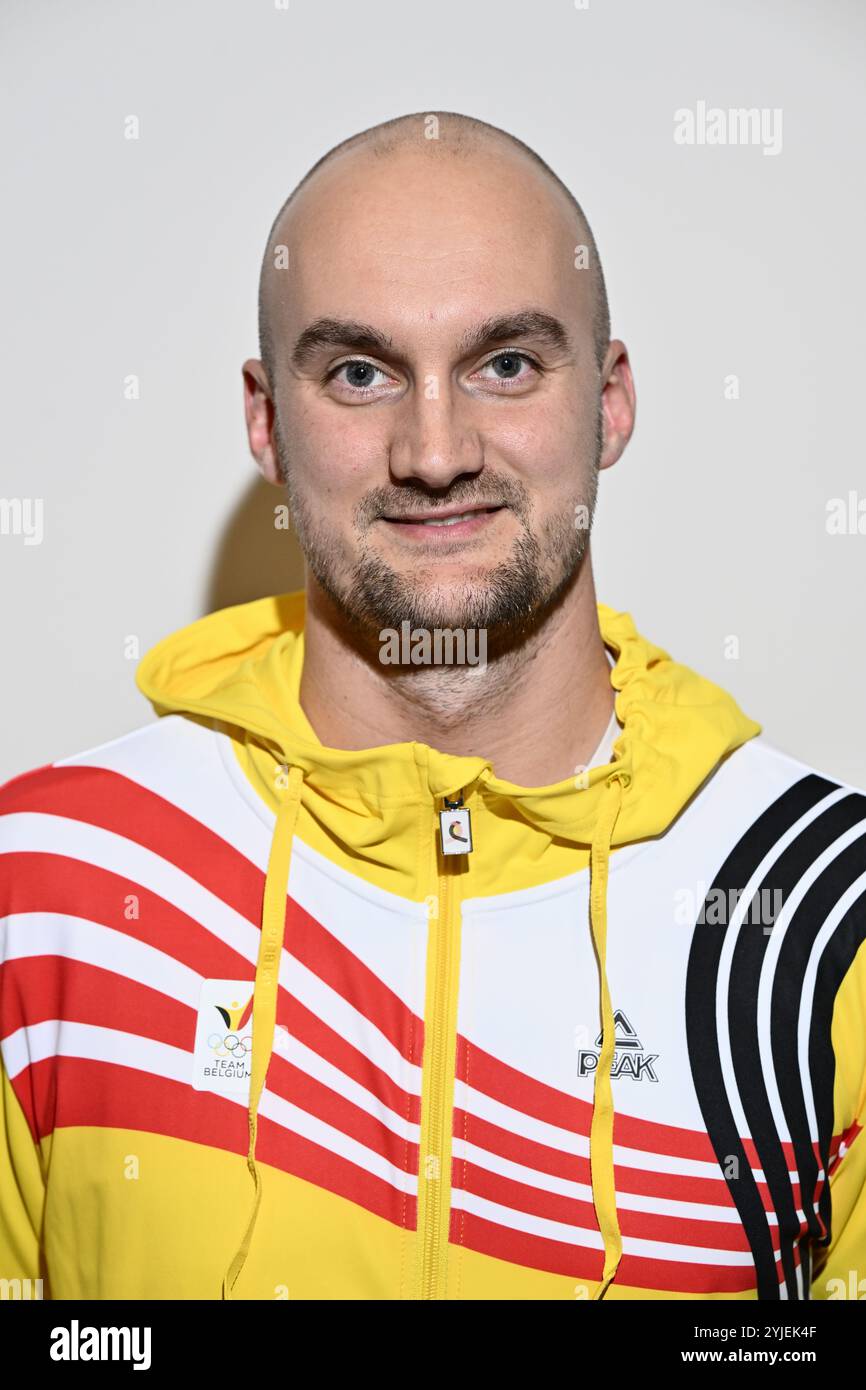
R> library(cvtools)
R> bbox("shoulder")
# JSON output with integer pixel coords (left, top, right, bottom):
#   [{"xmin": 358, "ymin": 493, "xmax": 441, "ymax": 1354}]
[
  {"xmin": 718, "ymin": 734, "xmax": 866, "ymax": 876},
  {"xmin": 735, "ymin": 734, "xmax": 866, "ymax": 799},
  {"xmin": 706, "ymin": 732, "xmax": 866, "ymax": 833},
  {"xmin": 2, "ymin": 712, "xmax": 222, "ymax": 792},
  {"xmin": 0, "ymin": 714, "xmax": 265, "ymax": 959},
  {"xmin": 0, "ymin": 714, "xmax": 233, "ymax": 854},
  {"xmin": 670, "ymin": 734, "xmax": 866, "ymax": 884},
  {"xmin": 728, "ymin": 737, "xmax": 866, "ymax": 1008}
]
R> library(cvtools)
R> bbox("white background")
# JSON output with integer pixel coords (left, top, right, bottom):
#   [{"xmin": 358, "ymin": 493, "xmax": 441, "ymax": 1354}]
[{"xmin": 1, "ymin": 0, "xmax": 863, "ymax": 784}]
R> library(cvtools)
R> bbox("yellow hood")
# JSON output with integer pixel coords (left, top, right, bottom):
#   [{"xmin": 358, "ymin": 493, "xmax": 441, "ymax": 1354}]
[
  {"xmin": 136, "ymin": 591, "xmax": 761, "ymax": 1299},
  {"xmin": 137, "ymin": 590, "xmax": 760, "ymax": 849}
]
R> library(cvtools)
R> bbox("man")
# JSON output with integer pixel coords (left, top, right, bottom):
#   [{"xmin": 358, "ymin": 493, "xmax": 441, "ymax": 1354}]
[{"xmin": 1, "ymin": 111, "xmax": 864, "ymax": 1302}]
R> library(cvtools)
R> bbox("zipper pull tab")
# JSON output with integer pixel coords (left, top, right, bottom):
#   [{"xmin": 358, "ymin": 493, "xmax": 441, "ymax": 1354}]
[{"xmin": 439, "ymin": 791, "xmax": 473, "ymax": 856}]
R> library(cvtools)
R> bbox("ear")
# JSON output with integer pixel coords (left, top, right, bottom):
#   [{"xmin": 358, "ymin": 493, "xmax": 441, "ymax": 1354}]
[
  {"xmin": 599, "ymin": 340, "xmax": 636, "ymax": 471},
  {"xmin": 242, "ymin": 359, "xmax": 283, "ymax": 485}
]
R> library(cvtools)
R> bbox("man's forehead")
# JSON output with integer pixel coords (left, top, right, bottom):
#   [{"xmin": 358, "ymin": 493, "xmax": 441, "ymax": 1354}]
[
  {"xmin": 260, "ymin": 138, "xmax": 598, "ymax": 365},
  {"xmin": 275, "ymin": 217, "xmax": 586, "ymax": 340}
]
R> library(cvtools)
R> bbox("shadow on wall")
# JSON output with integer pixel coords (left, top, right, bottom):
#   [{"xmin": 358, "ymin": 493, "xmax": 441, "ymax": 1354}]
[{"xmin": 205, "ymin": 476, "xmax": 306, "ymax": 613}]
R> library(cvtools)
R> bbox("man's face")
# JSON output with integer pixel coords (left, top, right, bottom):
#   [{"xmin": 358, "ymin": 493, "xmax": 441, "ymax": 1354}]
[{"xmin": 254, "ymin": 144, "xmax": 613, "ymax": 641}]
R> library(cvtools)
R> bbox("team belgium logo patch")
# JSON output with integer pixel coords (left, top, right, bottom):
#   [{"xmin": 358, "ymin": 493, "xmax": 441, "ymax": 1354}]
[
  {"xmin": 577, "ymin": 1008, "xmax": 660, "ymax": 1082},
  {"xmin": 191, "ymin": 979, "xmax": 255, "ymax": 1097}
]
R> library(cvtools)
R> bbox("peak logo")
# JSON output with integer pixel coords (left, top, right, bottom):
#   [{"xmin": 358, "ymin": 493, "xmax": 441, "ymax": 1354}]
[{"xmin": 577, "ymin": 1009, "xmax": 659, "ymax": 1082}]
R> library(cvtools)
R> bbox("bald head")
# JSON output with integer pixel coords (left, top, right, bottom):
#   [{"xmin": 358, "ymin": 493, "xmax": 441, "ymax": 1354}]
[
  {"xmin": 243, "ymin": 109, "xmax": 636, "ymax": 649},
  {"xmin": 257, "ymin": 111, "xmax": 610, "ymax": 385}
]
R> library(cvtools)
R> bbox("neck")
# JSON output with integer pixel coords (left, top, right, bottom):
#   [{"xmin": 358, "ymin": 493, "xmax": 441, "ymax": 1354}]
[{"xmin": 298, "ymin": 552, "xmax": 615, "ymax": 786}]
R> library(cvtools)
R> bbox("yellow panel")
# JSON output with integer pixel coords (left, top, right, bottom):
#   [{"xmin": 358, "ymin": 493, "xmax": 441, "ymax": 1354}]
[
  {"xmin": 446, "ymin": 1241, "xmax": 758, "ymax": 1301},
  {"xmin": 38, "ymin": 1126, "xmax": 416, "ymax": 1300}
]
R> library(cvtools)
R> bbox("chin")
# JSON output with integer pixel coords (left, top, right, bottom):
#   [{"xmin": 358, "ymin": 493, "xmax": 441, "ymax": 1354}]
[
  {"xmin": 339, "ymin": 526, "xmax": 567, "ymax": 640},
  {"xmin": 364, "ymin": 582, "xmax": 531, "ymax": 641},
  {"xmin": 388, "ymin": 572, "xmax": 504, "ymax": 625}
]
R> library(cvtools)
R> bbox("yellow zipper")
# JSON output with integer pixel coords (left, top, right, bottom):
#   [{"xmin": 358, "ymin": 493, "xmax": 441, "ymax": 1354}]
[{"xmin": 417, "ymin": 805, "xmax": 462, "ymax": 1299}]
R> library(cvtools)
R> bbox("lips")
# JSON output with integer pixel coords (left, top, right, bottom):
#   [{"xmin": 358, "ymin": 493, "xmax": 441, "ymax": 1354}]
[{"xmin": 381, "ymin": 505, "xmax": 504, "ymax": 526}]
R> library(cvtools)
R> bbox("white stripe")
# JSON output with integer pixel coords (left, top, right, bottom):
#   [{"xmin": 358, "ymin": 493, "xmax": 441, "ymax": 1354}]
[
  {"xmin": 0, "ymin": 913, "xmax": 421, "ymax": 1143},
  {"xmin": 451, "ymin": 1136, "xmax": 766, "ymax": 1224},
  {"xmin": 0, "ymin": 813, "xmax": 421, "ymax": 1096},
  {"xmin": 715, "ymin": 788, "xmax": 849, "ymax": 1146},
  {"xmin": 1, "ymin": 912, "xmax": 202, "ymax": 1006},
  {"xmin": 2, "ymin": 1017, "xmax": 191, "ymax": 1084},
  {"xmin": 288, "ymin": 953, "xmax": 422, "ymax": 1095},
  {"xmin": 287, "ymin": 836, "xmax": 429, "ymax": 1009},
  {"xmin": 455, "ymin": 1079, "xmax": 737, "ymax": 1181},
  {"xmin": 450, "ymin": 1188, "xmax": 756, "ymax": 1265},
  {"xmin": 1, "ymin": 809, "xmax": 262, "ymax": 953},
  {"xmin": 797, "ymin": 870, "xmax": 866, "ymax": 1146},
  {"xmin": 258, "ymin": 1087, "xmax": 417, "ymax": 1195},
  {"xmin": 271, "ymin": 1027, "xmax": 420, "ymax": 1143},
  {"xmin": 758, "ymin": 817, "xmax": 866, "ymax": 1147},
  {"xmin": 1, "ymin": 1020, "xmax": 418, "ymax": 1195},
  {"xmin": 54, "ymin": 717, "xmax": 269, "ymax": 870},
  {"xmin": 57, "ymin": 720, "xmax": 430, "ymax": 1015}
]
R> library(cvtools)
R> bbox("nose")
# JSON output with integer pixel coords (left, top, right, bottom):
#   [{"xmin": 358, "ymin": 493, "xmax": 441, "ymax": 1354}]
[{"xmin": 388, "ymin": 387, "xmax": 484, "ymax": 490}]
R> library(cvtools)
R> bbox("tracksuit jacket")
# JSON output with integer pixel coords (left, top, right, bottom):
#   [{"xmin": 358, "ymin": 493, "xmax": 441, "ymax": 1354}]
[{"xmin": 1, "ymin": 592, "xmax": 865, "ymax": 1301}]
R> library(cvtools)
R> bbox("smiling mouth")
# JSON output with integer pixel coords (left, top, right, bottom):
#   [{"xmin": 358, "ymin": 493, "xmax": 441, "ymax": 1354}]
[{"xmin": 381, "ymin": 504, "xmax": 505, "ymax": 527}]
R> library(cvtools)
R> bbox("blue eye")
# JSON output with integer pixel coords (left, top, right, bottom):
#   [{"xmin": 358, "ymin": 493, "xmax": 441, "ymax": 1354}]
[
  {"xmin": 477, "ymin": 351, "xmax": 539, "ymax": 384},
  {"xmin": 326, "ymin": 350, "xmax": 541, "ymax": 398},
  {"xmin": 330, "ymin": 360, "xmax": 390, "ymax": 392}
]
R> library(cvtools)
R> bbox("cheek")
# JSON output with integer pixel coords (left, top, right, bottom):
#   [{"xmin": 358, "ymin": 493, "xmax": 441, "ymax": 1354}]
[
  {"xmin": 492, "ymin": 404, "xmax": 594, "ymax": 494},
  {"xmin": 284, "ymin": 399, "xmax": 384, "ymax": 508}
]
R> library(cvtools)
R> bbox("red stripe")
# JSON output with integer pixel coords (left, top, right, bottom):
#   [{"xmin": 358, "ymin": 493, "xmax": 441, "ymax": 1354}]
[
  {"xmin": 742, "ymin": 1135, "xmax": 800, "ymax": 1169},
  {"xmin": 0, "ymin": 764, "xmax": 261, "ymax": 918},
  {"xmin": 1, "ymin": 852, "xmax": 253, "ymax": 979},
  {"xmin": 276, "ymin": 991, "xmax": 422, "ymax": 1127},
  {"xmin": 452, "ymin": 1159, "xmax": 753, "ymax": 1251},
  {"xmin": 452, "ymin": 1107, "xmax": 738, "ymax": 1208},
  {"xmin": 828, "ymin": 1120, "xmax": 863, "ymax": 1178},
  {"xmin": 3, "ymin": 855, "xmax": 423, "ymax": 1076},
  {"xmin": 450, "ymin": 1210, "xmax": 758, "ymax": 1293},
  {"xmin": 265, "ymin": 1047, "xmax": 419, "ymax": 1174},
  {"xmin": 458, "ymin": 1036, "xmax": 719, "ymax": 1162},
  {"xmin": 257, "ymin": 1110, "xmax": 417, "ymax": 1233},
  {"xmin": 3, "ymin": 922, "xmax": 421, "ymax": 1158},
  {"xmin": 1, "ymin": 778, "xmax": 428, "ymax": 1056},
  {"xmin": 284, "ymin": 899, "xmax": 422, "ymax": 1063},
  {"xmin": 13, "ymin": 1055, "xmax": 417, "ymax": 1230},
  {"xmin": 3, "ymin": 955, "xmax": 422, "ymax": 1156},
  {"xmin": 2, "ymin": 836, "xmax": 423, "ymax": 1122},
  {"xmin": 1, "ymin": 856, "xmax": 422, "ymax": 1117},
  {"xmin": 0, "ymin": 955, "xmax": 194, "ymax": 1056}
]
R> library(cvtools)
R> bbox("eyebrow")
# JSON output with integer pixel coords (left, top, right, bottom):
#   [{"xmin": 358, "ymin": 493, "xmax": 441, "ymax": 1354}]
[{"xmin": 290, "ymin": 308, "xmax": 573, "ymax": 371}]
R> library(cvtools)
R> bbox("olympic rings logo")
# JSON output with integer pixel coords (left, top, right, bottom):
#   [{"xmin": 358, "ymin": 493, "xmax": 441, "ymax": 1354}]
[{"xmin": 207, "ymin": 1032, "xmax": 253, "ymax": 1055}]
